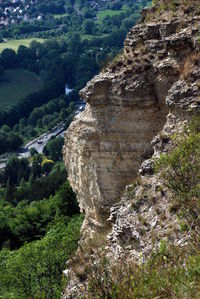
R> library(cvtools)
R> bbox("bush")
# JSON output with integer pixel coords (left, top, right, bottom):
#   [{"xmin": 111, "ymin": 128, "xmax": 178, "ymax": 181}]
[{"xmin": 156, "ymin": 116, "xmax": 200, "ymax": 238}]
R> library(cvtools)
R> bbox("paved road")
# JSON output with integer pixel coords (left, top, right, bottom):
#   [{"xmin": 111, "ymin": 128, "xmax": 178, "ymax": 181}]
[
  {"xmin": 0, "ymin": 123, "xmax": 65, "ymax": 169},
  {"xmin": 19, "ymin": 123, "xmax": 65, "ymax": 158},
  {"xmin": 0, "ymin": 100, "xmax": 86, "ymax": 170}
]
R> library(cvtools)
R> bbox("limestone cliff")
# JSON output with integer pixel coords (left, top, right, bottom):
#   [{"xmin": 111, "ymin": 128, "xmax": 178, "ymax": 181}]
[{"xmin": 63, "ymin": 1, "xmax": 200, "ymax": 297}]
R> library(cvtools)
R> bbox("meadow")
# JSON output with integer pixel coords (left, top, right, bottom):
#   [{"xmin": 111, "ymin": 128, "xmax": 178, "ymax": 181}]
[
  {"xmin": 0, "ymin": 38, "xmax": 45, "ymax": 52},
  {"xmin": 0, "ymin": 68, "xmax": 42, "ymax": 110},
  {"xmin": 53, "ymin": 13, "xmax": 68, "ymax": 19},
  {"xmin": 97, "ymin": 5, "xmax": 128, "ymax": 24}
]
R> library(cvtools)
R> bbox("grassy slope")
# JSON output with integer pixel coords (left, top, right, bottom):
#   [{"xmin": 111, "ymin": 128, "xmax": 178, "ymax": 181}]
[
  {"xmin": 0, "ymin": 68, "xmax": 42, "ymax": 110},
  {"xmin": 97, "ymin": 5, "xmax": 128, "ymax": 24},
  {"xmin": 0, "ymin": 38, "xmax": 45, "ymax": 52}
]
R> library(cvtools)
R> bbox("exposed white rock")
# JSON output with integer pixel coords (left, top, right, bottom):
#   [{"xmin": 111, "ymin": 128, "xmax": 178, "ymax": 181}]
[{"xmin": 63, "ymin": 13, "xmax": 200, "ymax": 299}]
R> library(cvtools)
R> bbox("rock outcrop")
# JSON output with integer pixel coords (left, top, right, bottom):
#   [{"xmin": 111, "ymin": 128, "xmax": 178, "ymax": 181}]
[
  {"xmin": 63, "ymin": 2, "xmax": 200, "ymax": 297},
  {"xmin": 63, "ymin": 16, "xmax": 199, "ymax": 229}
]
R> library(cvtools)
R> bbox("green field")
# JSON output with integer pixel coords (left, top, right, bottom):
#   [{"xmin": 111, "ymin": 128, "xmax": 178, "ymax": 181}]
[
  {"xmin": 0, "ymin": 68, "xmax": 42, "ymax": 110},
  {"xmin": 97, "ymin": 5, "xmax": 128, "ymax": 24},
  {"xmin": 81, "ymin": 33, "xmax": 109, "ymax": 41},
  {"xmin": 0, "ymin": 38, "xmax": 45, "ymax": 52},
  {"xmin": 53, "ymin": 13, "xmax": 68, "ymax": 19}
]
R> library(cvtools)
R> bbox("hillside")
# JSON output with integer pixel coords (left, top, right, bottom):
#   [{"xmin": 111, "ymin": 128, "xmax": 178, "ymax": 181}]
[
  {"xmin": 0, "ymin": 0, "xmax": 151, "ymax": 157},
  {"xmin": 0, "ymin": 1, "xmax": 154, "ymax": 298},
  {"xmin": 0, "ymin": 0, "xmax": 151, "ymax": 40},
  {"xmin": 63, "ymin": 0, "xmax": 200, "ymax": 298}
]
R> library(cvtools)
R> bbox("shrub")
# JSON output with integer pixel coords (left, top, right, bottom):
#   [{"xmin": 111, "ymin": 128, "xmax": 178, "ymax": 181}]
[
  {"xmin": 86, "ymin": 243, "xmax": 200, "ymax": 299},
  {"xmin": 156, "ymin": 116, "xmax": 200, "ymax": 238},
  {"xmin": 42, "ymin": 158, "xmax": 54, "ymax": 174}
]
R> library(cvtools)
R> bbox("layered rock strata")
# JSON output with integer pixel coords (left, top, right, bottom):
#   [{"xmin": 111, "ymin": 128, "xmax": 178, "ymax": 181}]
[
  {"xmin": 63, "ymin": 9, "xmax": 200, "ymax": 298},
  {"xmin": 63, "ymin": 16, "xmax": 199, "ymax": 230}
]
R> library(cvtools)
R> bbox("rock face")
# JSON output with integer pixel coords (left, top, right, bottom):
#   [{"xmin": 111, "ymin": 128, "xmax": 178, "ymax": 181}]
[
  {"xmin": 63, "ymin": 16, "xmax": 199, "ymax": 229},
  {"xmin": 63, "ymin": 7, "xmax": 200, "ymax": 298},
  {"xmin": 64, "ymin": 73, "xmax": 167, "ymax": 228}
]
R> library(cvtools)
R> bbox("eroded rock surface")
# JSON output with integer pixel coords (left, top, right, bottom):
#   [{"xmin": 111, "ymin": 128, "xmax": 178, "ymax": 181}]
[
  {"xmin": 63, "ymin": 16, "xmax": 199, "ymax": 230},
  {"xmin": 63, "ymin": 11, "xmax": 200, "ymax": 299}
]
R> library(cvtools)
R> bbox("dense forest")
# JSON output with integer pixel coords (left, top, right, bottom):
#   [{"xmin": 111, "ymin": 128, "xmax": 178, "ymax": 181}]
[
  {"xmin": 0, "ymin": 0, "xmax": 151, "ymax": 297},
  {"xmin": 0, "ymin": 139, "xmax": 83, "ymax": 298}
]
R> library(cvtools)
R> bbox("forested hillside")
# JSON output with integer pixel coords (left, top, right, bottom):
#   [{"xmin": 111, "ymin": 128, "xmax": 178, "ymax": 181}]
[
  {"xmin": 0, "ymin": 1, "xmax": 152, "ymax": 298},
  {"xmin": 0, "ymin": 0, "xmax": 151, "ymax": 153}
]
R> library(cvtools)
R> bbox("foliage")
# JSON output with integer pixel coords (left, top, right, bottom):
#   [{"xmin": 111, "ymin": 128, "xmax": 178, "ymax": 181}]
[
  {"xmin": 0, "ymin": 179, "xmax": 79, "ymax": 249},
  {"xmin": 156, "ymin": 116, "xmax": 200, "ymax": 237},
  {"xmin": 1, "ymin": 48, "xmax": 17, "ymax": 68},
  {"xmin": 0, "ymin": 154, "xmax": 68, "ymax": 204},
  {"xmin": 97, "ymin": 6, "xmax": 128, "ymax": 24},
  {"xmin": 43, "ymin": 136, "xmax": 64, "ymax": 161},
  {"xmin": 0, "ymin": 215, "xmax": 83, "ymax": 299},
  {"xmin": 0, "ymin": 1, "xmax": 152, "ymax": 297},
  {"xmin": 30, "ymin": 147, "xmax": 38, "ymax": 157},
  {"xmin": 15, "ymin": 161, "xmax": 67, "ymax": 202},
  {"xmin": 4, "ymin": 156, "xmax": 30, "ymax": 185},
  {"xmin": 0, "ymin": 130, "xmax": 23, "ymax": 154},
  {"xmin": 0, "ymin": 0, "xmax": 151, "ymax": 136},
  {"xmin": 41, "ymin": 158, "xmax": 54, "ymax": 173},
  {"xmin": 147, "ymin": 0, "xmax": 200, "ymax": 22}
]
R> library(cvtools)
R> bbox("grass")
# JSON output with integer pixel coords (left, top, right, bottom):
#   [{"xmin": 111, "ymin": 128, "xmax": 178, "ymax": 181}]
[
  {"xmin": 53, "ymin": 13, "xmax": 68, "ymax": 19},
  {"xmin": 0, "ymin": 68, "xmax": 42, "ymax": 110},
  {"xmin": 81, "ymin": 33, "xmax": 109, "ymax": 41},
  {"xmin": 87, "ymin": 243, "xmax": 200, "ymax": 299},
  {"xmin": 97, "ymin": 5, "xmax": 128, "ymax": 24},
  {"xmin": 0, "ymin": 38, "xmax": 45, "ymax": 52}
]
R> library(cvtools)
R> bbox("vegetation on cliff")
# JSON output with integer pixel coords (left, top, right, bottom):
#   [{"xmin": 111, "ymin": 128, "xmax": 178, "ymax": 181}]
[
  {"xmin": 157, "ymin": 116, "xmax": 200, "ymax": 238},
  {"xmin": 62, "ymin": 0, "xmax": 200, "ymax": 297},
  {"xmin": 85, "ymin": 243, "xmax": 200, "ymax": 299},
  {"xmin": 82, "ymin": 116, "xmax": 200, "ymax": 299},
  {"xmin": 148, "ymin": 0, "xmax": 200, "ymax": 22}
]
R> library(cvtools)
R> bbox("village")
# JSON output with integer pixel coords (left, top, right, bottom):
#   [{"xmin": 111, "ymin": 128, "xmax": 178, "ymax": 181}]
[
  {"xmin": 0, "ymin": 0, "xmax": 123, "ymax": 29},
  {"xmin": 0, "ymin": 0, "xmax": 40, "ymax": 28}
]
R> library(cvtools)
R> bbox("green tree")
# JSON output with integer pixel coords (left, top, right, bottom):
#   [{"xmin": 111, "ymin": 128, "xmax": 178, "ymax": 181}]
[
  {"xmin": 83, "ymin": 19, "xmax": 95, "ymax": 34},
  {"xmin": 4, "ymin": 157, "xmax": 30, "ymax": 186},
  {"xmin": 5, "ymin": 178, "xmax": 15, "ymax": 204},
  {"xmin": 1, "ymin": 48, "xmax": 17, "ymax": 69},
  {"xmin": 32, "ymin": 154, "xmax": 43, "ymax": 177},
  {"xmin": 0, "ymin": 216, "xmax": 83, "ymax": 298},
  {"xmin": 55, "ymin": 181, "xmax": 79, "ymax": 217},
  {"xmin": 43, "ymin": 136, "xmax": 64, "ymax": 161},
  {"xmin": 41, "ymin": 158, "xmax": 54, "ymax": 174}
]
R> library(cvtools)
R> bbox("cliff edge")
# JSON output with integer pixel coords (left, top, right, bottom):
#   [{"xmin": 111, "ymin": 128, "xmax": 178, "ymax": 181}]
[{"xmin": 63, "ymin": 1, "xmax": 200, "ymax": 297}]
